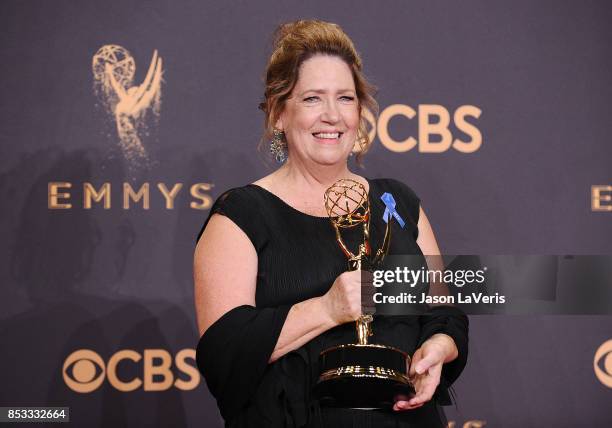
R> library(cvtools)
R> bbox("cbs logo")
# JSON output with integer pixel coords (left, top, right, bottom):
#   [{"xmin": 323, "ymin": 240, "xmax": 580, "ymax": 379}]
[
  {"xmin": 363, "ymin": 104, "xmax": 482, "ymax": 153},
  {"xmin": 63, "ymin": 349, "xmax": 199, "ymax": 393},
  {"xmin": 594, "ymin": 340, "xmax": 612, "ymax": 388}
]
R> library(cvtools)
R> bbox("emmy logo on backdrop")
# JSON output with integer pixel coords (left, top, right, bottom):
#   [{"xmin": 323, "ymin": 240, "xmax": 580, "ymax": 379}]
[{"xmin": 92, "ymin": 45, "xmax": 163, "ymax": 165}]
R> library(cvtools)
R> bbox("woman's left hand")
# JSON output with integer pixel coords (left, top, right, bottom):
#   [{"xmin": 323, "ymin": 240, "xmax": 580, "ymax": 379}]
[{"xmin": 393, "ymin": 333, "xmax": 458, "ymax": 411}]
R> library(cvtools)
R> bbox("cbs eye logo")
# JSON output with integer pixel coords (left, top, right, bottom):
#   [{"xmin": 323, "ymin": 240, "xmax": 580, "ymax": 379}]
[
  {"xmin": 594, "ymin": 340, "xmax": 612, "ymax": 388},
  {"xmin": 63, "ymin": 350, "xmax": 106, "ymax": 393},
  {"xmin": 63, "ymin": 349, "xmax": 199, "ymax": 393}
]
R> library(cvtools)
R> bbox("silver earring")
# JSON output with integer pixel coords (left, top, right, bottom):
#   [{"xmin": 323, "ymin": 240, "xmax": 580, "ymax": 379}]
[{"xmin": 270, "ymin": 128, "xmax": 287, "ymax": 163}]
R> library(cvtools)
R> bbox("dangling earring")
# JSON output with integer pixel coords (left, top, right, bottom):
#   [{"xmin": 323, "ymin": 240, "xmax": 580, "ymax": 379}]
[
  {"xmin": 270, "ymin": 128, "xmax": 287, "ymax": 163},
  {"xmin": 350, "ymin": 130, "xmax": 365, "ymax": 157},
  {"xmin": 351, "ymin": 130, "xmax": 368, "ymax": 154}
]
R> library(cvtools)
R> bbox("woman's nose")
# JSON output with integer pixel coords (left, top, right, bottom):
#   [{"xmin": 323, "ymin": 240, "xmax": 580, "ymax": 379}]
[{"xmin": 321, "ymin": 100, "xmax": 340, "ymax": 123}]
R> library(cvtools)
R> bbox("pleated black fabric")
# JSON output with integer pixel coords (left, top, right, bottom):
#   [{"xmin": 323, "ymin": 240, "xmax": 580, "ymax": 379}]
[{"xmin": 195, "ymin": 178, "xmax": 468, "ymax": 427}]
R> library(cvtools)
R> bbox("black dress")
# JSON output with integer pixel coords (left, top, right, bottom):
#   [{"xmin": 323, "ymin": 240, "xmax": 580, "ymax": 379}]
[{"xmin": 196, "ymin": 178, "xmax": 469, "ymax": 427}]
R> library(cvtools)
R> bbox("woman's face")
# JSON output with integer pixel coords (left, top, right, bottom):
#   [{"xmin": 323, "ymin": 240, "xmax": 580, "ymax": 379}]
[{"xmin": 277, "ymin": 54, "xmax": 360, "ymax": 167}]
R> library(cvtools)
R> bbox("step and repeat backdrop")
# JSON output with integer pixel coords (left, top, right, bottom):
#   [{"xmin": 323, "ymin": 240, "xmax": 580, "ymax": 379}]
[{"xmin": 1, "ymin": 1, "xmax": 611, "ymax": 427}]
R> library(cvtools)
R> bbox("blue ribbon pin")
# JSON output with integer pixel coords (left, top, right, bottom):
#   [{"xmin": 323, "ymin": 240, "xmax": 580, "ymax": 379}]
[{"xmin": 380, "ymin": 192, "xmax": 406, "ymax": 228}]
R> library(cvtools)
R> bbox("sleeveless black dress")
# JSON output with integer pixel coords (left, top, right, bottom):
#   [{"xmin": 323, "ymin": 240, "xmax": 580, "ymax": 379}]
[{"xmin": 196, "ymin": 178, "xmax": 469, "ymax": 427}]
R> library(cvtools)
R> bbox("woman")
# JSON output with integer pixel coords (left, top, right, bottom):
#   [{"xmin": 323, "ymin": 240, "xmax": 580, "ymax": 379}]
[{"xmin": 194, "ymin": 20, "xmax": 468, "ymax": 427}]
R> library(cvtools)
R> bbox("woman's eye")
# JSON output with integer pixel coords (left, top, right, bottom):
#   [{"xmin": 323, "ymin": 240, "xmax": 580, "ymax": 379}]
[{"xmin": 303, "ymin": 95, "xmax": 354, "ymax": 103}]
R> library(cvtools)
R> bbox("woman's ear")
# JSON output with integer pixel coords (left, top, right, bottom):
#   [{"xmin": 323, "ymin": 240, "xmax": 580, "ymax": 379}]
[{"xmin": 274, "ymin": 116, "xmax": 283, "ymax": 131}]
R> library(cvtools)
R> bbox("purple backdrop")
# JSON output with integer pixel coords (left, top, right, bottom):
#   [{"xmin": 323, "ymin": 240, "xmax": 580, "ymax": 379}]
[{"xmin": 1, "ymin": 1, "xmax": 611, "ymax": 426}]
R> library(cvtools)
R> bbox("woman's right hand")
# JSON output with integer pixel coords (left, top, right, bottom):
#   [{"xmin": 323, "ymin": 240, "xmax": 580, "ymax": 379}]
[{"xmin": 322, "ymin": 270, "xmax": 373, "ymax": 325}]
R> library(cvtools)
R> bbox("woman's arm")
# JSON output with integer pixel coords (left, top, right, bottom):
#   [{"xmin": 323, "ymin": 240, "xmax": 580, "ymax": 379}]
[
  {"xmin": 194, "ymin": 214, "xmax": 257, "ymax": 335},
  {"xmin": 395, "ymin": 206, "xmax": 464, "ymax": 411},
  {"xmin": 415, "ymin": 205, "xmax": 459, "ymax": 362},
  {"xmin": 194, "ymin": 213, "xmax": 361, "ymax": 363}
]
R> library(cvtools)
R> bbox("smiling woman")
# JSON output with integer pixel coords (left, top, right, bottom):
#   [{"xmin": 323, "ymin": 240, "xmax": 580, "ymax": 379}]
[
  {"xmin": 194, "ymin": 19, "xmax": 468, "ymax": 427},
  {"xmin": 258, "ymin": 20, "xmax": 378, "ymax": 167},
  {"xmin": 275, "ymin": 55, "xmax": 360, "ymax": 169}
]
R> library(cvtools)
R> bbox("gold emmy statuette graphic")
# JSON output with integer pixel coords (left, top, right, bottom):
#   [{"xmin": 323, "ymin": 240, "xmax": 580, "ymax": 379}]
[
  {"xmin": 314, "ymin": 179, "xmax": 414, "ymax": 408},
  {"xmin": 92, "ymin": 45, "xmax": 163, "ymax": 165}
]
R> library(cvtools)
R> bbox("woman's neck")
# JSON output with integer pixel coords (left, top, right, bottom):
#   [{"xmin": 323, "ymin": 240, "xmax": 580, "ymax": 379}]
[
  {"xmin": 253, "ymin": 157, "xmax": 368, "ymax": 217},
  {"xmin": 277, "ymin": 158, "xmax": 359, "ymax": 193}
]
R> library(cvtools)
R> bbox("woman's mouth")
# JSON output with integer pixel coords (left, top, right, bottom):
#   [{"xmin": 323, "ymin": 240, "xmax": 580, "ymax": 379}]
[{"xmin": 312, "ymin": 132, "xmax": 343, "ymax": 143}]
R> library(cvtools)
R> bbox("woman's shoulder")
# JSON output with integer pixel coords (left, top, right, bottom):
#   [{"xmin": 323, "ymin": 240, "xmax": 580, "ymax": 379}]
[
  {"xmin": 369, "ymin": 177, "xmax": 420, "ymax": 203},
  {"xmin": 213, "ymin": 183, "xmax": 261, "ymax": 206},
  {"xmin": 251, "ymin": 173, "xmax": 274, "ymax": 189},
  {"xmin": 196, "ymin": 183, "xmax": 269, "ymax": 246},
  {"xmin": 369, "ymin": 177, "xmax": 421, "ymax": 227}
]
